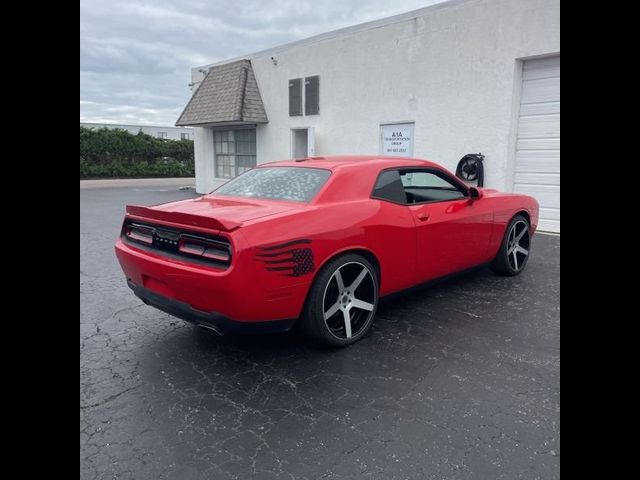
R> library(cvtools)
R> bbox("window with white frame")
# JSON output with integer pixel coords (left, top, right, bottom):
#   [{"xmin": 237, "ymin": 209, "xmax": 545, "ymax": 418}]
[
  {"xmin": 180, "ymin": 132, "xmax": 190, "ymax": 140},
  {"xmin": 214, "ymin": 129, "xmax": 257, "ymax": 178},
  {"xmin": 157, "ymin": 132, "xmax": 168, "ymax": 139}
]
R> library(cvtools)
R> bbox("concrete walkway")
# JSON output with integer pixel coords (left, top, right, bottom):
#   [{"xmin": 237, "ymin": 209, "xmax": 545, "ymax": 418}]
[{"xmin": 80, "ymin": 177, "xmax": 196, "ymax": 189}]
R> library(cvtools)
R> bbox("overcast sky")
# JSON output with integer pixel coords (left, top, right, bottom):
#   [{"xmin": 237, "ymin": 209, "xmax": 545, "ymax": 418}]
[{"xmin": 80, "ymin": 0, "xmax": 446, "ymax": 126}]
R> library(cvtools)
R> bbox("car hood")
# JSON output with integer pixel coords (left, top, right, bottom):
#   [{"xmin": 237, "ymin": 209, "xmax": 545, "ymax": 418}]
[{"xmin": 126, "ymin": 195, "xmax": 301, "ymax": 232}]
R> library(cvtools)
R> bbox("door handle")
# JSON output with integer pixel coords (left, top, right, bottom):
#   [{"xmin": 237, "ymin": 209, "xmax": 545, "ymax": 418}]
[{"xmin": 417, "ymin": 212, "xmax": 430, "ymax": 221}]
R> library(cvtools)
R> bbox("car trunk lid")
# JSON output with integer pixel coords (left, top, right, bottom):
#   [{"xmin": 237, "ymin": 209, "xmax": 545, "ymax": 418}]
[{"xmin": 126, "ymin": 195, "xmax": 301, "ymax": 232}]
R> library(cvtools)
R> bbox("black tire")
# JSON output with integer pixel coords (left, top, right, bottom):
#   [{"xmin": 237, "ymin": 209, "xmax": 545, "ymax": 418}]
[
  {"xmin": 301, "ymin": 253, "xmax": 379, "ymax": 347},
  {"xmin": 491, "ymin": 214, "xmax": 531, "ymax": 276}
]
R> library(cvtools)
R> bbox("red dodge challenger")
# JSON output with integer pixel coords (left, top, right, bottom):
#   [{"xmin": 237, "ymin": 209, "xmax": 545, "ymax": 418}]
[{"xmin": 115, "ymin": 156, "xmax": 538, "ymax": 346}]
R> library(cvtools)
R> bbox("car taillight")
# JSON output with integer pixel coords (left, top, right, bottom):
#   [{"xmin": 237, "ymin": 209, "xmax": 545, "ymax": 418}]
[
  {"xmin": 178, "ymin": 237, "xmax": 231, "ymax": 263},
  {"xmin": 202, "ymin": 247, "xmax": 231, "ymax": 263},
  {"xmin": 121, "ymin": 220, "xmax": 232, "ymax": 268},
  {"xmin": 125, "ymin": 223, "xmax": 154, "ymax": 244}
]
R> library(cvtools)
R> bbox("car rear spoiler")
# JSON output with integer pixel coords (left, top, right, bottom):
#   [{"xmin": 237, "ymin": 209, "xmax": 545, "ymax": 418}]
[{"xmin": 126, "ymin": 205, "xmax": 241, "ymax": 232}]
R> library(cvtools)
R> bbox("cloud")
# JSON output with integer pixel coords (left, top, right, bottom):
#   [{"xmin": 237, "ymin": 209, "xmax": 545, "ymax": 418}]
[{"xmin": 80, "ymin": 0, "xmax": 446, "ymax": 125}]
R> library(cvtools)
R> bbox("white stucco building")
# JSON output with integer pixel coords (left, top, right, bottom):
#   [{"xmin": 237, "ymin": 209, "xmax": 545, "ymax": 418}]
[
  {"xmin": 81, "ymin": 122, "xmax": 194, "ymax": 141},
  {"xmin": 176, "ymin": 0, "xmax": 560, "ymax": 232}
]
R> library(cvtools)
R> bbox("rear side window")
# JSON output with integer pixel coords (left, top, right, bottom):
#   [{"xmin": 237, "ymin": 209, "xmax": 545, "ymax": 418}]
[
  {"xmin": 372, "ymin": 170, "xmax": 407, "ymax": 203},
  {"xmin": 214, "ymin": 167, "xmax": 331, "ymax": 202}
]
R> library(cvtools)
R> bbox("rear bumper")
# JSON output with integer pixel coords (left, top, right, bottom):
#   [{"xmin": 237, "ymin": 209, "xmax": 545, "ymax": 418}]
[
  {"xmin": 115, "ymin": 238, "xmax": 309, "ymax": 324},
  {"xmin": 128, "ymin": 280, "xmax": 296, "ymax": 335}
]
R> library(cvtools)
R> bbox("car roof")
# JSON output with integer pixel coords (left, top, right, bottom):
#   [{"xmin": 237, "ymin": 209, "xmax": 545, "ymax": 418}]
[{"xmin": 258, "ymin": 155, "xmax": 441, "ymax": 171}]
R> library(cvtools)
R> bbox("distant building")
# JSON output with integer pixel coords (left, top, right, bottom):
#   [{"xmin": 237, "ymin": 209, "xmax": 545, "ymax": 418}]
[{"xmin": 80, "ymin": 122, "xmax": 194, "ymax": 141}]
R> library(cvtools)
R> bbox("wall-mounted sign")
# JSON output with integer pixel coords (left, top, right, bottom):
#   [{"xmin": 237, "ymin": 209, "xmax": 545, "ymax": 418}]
[{"xmin": 380, "ymin": 122, "xmax": 414, "ymax": 157}]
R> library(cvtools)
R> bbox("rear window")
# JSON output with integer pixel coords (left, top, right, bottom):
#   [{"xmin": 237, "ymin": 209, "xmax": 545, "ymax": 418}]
[{"xmin": 213, "ymin": 167, "xmax": 331, "ymax": 202}]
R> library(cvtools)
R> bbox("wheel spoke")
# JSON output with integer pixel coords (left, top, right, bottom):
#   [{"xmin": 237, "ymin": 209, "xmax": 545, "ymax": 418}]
[
  {"xmin": 349, "ymin": 267, "xmax": 369, "ymax": 291},
  {"xmin": 334, "ymin": 269, "xmax": 345, "ymax": 291},
  {"xmin": 324, "ymin": 301, "xmax": 340, "ymax": 320},
  {"xmin": 515, "ymin": 226, "xmax": 527, "ymax": 242},
  {"xmin": 342, "ymin": 309, "xmax": 352, "ymax": 338},
  {"xmin": 512, "ymin": 250, "xmax": 519, "ymax": 270},
  {"xmin": 516, "ymin": 246, "xmax": 529, "ymax": 256},
  {"xmin": 351, "ymin": 298, "xmax": 374, "ymax": 311}
]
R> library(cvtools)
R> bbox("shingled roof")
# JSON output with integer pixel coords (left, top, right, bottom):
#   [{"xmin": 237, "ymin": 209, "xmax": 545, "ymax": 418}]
[{"xmin": 175, "ymin": 59, "xmax": 268, "ymax": 126}]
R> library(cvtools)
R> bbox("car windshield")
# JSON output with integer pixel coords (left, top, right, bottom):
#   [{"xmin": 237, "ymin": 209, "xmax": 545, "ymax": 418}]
[{"xmin": 213, "ymin": 167, "xmax": 331, "ymax": 202}]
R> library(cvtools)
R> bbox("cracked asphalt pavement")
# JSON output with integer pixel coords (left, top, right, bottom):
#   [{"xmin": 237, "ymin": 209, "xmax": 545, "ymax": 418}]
[{"xmin": 80, "ymin": 184, "xmax": 560, "ymax": 480}]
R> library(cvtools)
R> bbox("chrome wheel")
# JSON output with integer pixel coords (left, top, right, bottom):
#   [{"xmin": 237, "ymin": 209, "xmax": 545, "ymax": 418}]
[
  {"xmin": 322, "ymin": 262, "xmax": 377, "ymax": 340},
  {"xmin": 506, "ymin": 220, "xmax": 530, "ymax": 272}
]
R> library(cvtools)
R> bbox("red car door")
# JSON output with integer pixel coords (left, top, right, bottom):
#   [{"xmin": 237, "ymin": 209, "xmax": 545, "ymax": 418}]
[{"xmin": 400, "ymin": 168, "xmax": 492, "ymax": 282}]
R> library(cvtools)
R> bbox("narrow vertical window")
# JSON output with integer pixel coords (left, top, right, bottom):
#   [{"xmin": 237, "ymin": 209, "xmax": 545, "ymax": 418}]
[
  {"xmin": 289, "ymin": 78, "xmax": 302, "ymax": 116},
  {"xmin": 305, "ymin": 76, "xmax": 319, "ymax": 115}
]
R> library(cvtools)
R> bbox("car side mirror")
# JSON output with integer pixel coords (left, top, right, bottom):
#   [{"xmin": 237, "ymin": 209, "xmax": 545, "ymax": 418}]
[{"xmin": 469, "ymin": 187, "xmax": 483, "ymax": 202}]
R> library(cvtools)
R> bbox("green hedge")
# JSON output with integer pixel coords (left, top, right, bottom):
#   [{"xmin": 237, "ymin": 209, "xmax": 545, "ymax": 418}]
[{"xmin": 80, "ymin": 126, "xmax": 195, "ymax": 178}]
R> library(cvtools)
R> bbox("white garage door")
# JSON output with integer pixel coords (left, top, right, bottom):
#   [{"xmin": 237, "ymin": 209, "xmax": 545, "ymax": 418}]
[{"xmin": 514, "ymin": 55, "xmax": 560, "ymax": 233}]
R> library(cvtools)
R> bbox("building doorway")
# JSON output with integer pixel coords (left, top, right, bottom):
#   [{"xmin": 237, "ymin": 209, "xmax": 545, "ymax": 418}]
[{"xmin": 291, "ymin": 127, "xmax": 315, "ymax": 159}]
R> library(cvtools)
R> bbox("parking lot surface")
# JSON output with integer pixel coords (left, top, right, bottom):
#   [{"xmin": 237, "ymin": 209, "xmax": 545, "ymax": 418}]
[{"xmin": 80, "ymin": 184, "xmax": 560, "ymax": 480}]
